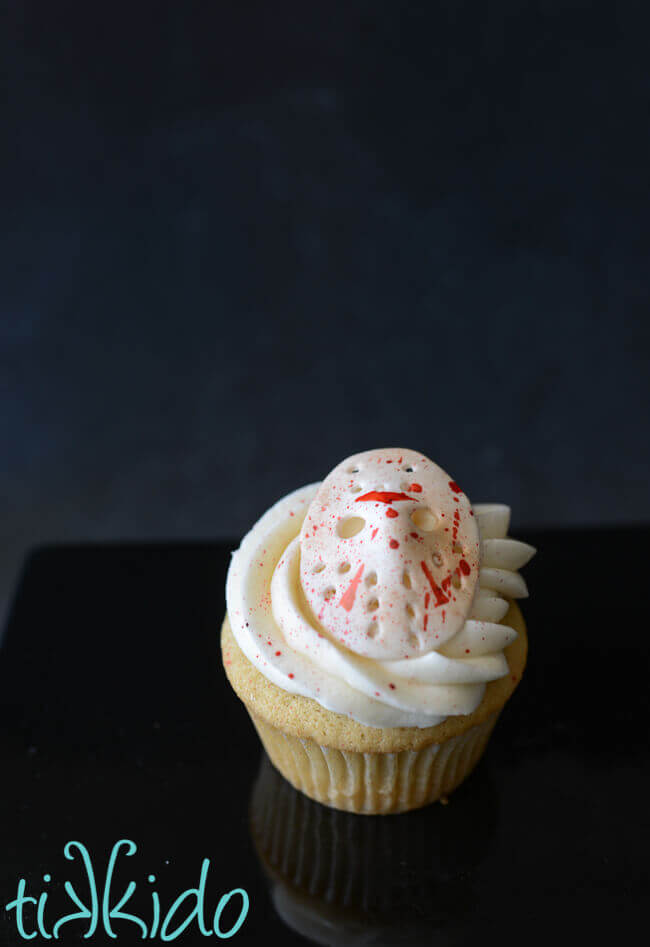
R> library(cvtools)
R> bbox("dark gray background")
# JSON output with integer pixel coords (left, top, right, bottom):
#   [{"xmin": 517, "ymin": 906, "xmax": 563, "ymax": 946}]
[{"xmin": 2, "ymin": 1, "xmax": 649, "ymax": 624}]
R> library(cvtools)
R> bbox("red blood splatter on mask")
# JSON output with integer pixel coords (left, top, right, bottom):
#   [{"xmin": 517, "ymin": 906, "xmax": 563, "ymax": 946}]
[
  {"xmin": 420, "ymin": 561, "xmax": 449, "ymax": 607},
  {"xmin": 356, "ymin": 491, "xmax": 414, "ymax": 504},
  {"xmin": 339, "ymin": 564, "xmax": 365, "ymax": 612}
]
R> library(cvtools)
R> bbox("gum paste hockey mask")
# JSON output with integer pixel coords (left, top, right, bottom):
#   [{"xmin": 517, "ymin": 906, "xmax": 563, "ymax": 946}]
[{"xmin": 299, "ymin": 448, "xmax": 480, "ymax": 660}]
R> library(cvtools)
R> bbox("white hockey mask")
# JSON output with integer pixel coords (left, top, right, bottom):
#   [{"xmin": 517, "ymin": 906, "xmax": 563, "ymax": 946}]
[{"xmin": 299, "ymin": 448, "xmax": 480, "ymax": 659}]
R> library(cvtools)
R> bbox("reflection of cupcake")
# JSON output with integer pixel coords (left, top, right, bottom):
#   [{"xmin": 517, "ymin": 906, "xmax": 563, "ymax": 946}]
[
  {"xmin": 222, "ymin": 448, "xmax": 535, "ymax": 813},
  {"xmin": 250, "ymin": 754, "xmax": 497, "ymax": 946}
]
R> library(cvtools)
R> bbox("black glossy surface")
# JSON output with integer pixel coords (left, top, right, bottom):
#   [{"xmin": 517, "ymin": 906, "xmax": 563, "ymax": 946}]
[{"xmin": 0, "ymin": 532, "xmax": 647, "ymax": 944}]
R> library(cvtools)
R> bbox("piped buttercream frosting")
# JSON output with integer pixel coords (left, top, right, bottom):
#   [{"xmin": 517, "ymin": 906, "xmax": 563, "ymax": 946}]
[{"xmin": 225, "ymin": 448, "xmax": 535, "ymax": 728}]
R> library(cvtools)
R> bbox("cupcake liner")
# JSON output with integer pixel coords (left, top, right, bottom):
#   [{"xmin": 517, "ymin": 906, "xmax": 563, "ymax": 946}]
[{"xmin": 248, "ymin": 708, "xmax": 500, "ymax": 814}]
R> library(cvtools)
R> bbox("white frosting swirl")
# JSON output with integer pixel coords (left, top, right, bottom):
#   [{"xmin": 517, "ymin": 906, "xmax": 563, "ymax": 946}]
[{"xmin": 226, "ymin": 467, "xmax": 534, "ymax": 729}]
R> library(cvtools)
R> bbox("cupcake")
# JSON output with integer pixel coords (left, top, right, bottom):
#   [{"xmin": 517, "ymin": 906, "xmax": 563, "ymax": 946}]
[{"xmin": 222, "ymin": 448, "xmax": 535, "ymax": 814}]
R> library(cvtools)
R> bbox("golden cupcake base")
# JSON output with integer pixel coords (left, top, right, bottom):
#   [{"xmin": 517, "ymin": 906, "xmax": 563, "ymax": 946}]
[
  {"xmin": 222, "ymin": 602, "xmax": 527, "ymax": 814},
  {"xmin": 250, "ymin": 709, "xmax": 500, "ymax": 814}
]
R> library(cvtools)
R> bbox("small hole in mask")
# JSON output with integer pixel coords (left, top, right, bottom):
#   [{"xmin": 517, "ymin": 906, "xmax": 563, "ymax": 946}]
[
  {"xmin": 403, "ymin": 571, "xmax": 412, "ymax": 589},
  {"xmin": 337, "ymin": 516, "xmax": 365, "ymax": 539},
  {"xmin": 348, "ymin": 466, "xmax": 360, "ymax": 474},
  {"xmin": 411, "ymin": 508, "xmax": 437, "ymax": 531},
  {"xmin": 366, "ymin": 572, "xmax": 377, "ymax": 587},
  {"xmin": 405, "ymin": 603, "xmax": 415, "ymax": 618},
  {"xmin": 313, "ymin": 563, "xmax": 326, "ymax": 574},
  {"xmin": 403, "ymin": 466, "xmax": 414, "ymax": 472},
  {"xmin": 367, "ymin": 598, "xmax": 379, "ymax": 612},
  {"xmin": 338, "ymin": 562, "xmax": 351, "ymax": 573},
  {"xmin": 432, "ymin": 552, "xmax": 443, "ymax": 568},
  {"xmin": 323, "ymin": 587, "xmax": 336, "ymax": 601}
]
